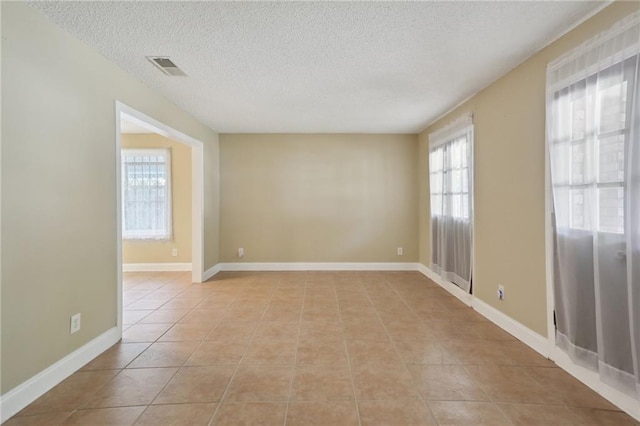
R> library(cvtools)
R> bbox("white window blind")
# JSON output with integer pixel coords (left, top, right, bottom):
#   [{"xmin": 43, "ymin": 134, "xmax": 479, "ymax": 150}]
[{"xmin": 121, "ymin": 148, "xmax": 172, "ymax": 240}]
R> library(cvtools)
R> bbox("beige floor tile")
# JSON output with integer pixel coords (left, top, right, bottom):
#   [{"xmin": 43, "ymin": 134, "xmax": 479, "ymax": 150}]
[
  {"xmin": 342, "ymin": 322, "xmax": 389, "ymax": 341},
  {"xmin": 242, "ymin": 337, "xmax": 298, "ymax": 364},
  {"xmin": 253, "ymin": 321, "xmax": 300, "ymax": 339},
  {"xmin": 122, "ymin": 323, "xmax": 173, "ymax": 343},
  {"xmin": 424, "ymin": 320, "xmax": 480, "ymax": 340},
  {"xmin": 123, "ymin": 310, "xmax": 153, "ymax": 325},
  {"xmin": 298, "ymin": 321, "xmax": 343, "ymax": 340},
  {"xmin": 222, "ymin": 305, "xmax": 265, "ymax": 321},
  {"xmin": 3, "ymin": 412, "xmax": 71, "ymax": 426},
  {"xmin": 498, "ymin": 402, "xmax": 585, "ymax": 425},
  {"xmin": 357, "ymin": 399, "xmax": 436, "ymax": 426},
  {"xmin": 212, "ymin": 402, "xmax": 286, "ymax": 425},
  {"xmin": 18, "ymin": 370, "xmax": 118, "ymax": 416},
  {"xmin": 524, "ymin": 367, "xmax": 621, "ymax": 410},
  {"xmin": 127, "ymin": 341, "xmax": 199, "ymax": 368},
  {"xmin": 206, "ymin": 321, "xmax": 258, "ymax": 342},
  {"xmin": 498, "ymin": 341, "xmax": 554, "ymax": 367},
  {"xmin": 179, "ymin": 308, "xmax": 223, "ymax": 323},
  {"xmin": 465, "ymin": 365, "xmax": 562, "ymax": 404},
  {"xmin": 296, "ymin": 336, "xmax": 348, "ymax": 365},
  {"xmin": 352, "ymin": 363, "xmax": 418, "ymax": 400},
  {"xmin": 159, "ymin": 323, "xmax": 216, "ymax": 342},
  {"xmin": 290, "ymin": 363, "xmax": 354, "ymax": 401},
  {"xmin": 126, "ymin": 298, "xmax": 171, "ymax": 310},
  {"xmin": 138, "ymin": 308, "xmax": 190, "ymax": 324},
  {"xmin": 407, "ymin": 364, "xmax": 488, "ymax": 402},
  {"xmin": 88, "ymin": 368, "xmax": 177, "ymax": 407},
  {"xmin": 471, "ymin": 322, "xmax": 517, "ymax": 340},
  {"xmin": 441, "ymin": 339, "xmax": 513, "ymax": 365},
  {"xmin": 568, "ymin": 407, "xmax": 640, "ymax": 425},
  {"xmin": 81, "ymin": 342, "xmax": 150, "ymax": 370},
  {"xmin": 224, "ymin": 365, "xmax": 293, "ymax": 401},
  {"xmin": 134, "ymin": 403, "xmax": 216, "ymax": 425},
  {"xmin": 153, "ymin": 366, "xmax": 235, "ymax": 404},
  {"xmin": 262, "ymin": 305, "xmax": 303, "ymax": 322},
  {"xmin": 61, "ymin": 407, "xmax": 145, "ymax": 425},
  {"xmin": 346, "ymin": 339, "xmax": 403, "ymax": 365},
  {"xmin": 286, "ymin": 401, "xmax": 359, "ymax": 426},
  {"xmin": 14, "ymin": 271, "xmax": 634, "ymax": 426},
  {"xmin": 393, "ymin": 338, "xmax": 453, "ymax": 365},
  {"xmin": 427, "ymin": 401, "xmax": 511, "ymax": 425},
  {"xmin": 162, "ymin": 297, "xmax": 203, "ymax": 310},
  {"xmin": 186, "ymin": 340, "xmax": 248, "ymax": 366}
]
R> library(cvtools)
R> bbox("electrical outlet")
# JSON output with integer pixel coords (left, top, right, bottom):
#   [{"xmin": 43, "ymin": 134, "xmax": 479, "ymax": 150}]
[
  {"xmin": 497, "ymin": 285, "xmax": 505, "ymax": 300},
  {"xmin": 397, "ymin": 247, "xmax": 403, "ymax": 256},
  {"xmin": 238, "ymin": 248, "xmax": 244, "ymax": 258},
  {"xmin": 171, "ymin": 248, "xmax": 178, "ymax": 257},
  {"xmin": 70, "ymin": 313, "xmax": 81, "ymax": 334}
]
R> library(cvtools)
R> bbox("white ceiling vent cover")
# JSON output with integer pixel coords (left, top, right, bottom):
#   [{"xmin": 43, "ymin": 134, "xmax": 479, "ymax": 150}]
[{"xmin": 146, "ymin": 56, "xmax": 187, "ymax": 77}]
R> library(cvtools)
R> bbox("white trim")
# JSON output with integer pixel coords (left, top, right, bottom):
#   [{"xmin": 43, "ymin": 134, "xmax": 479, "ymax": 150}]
[
  {"xmin": 418, "ymin": 264, "xmax": 472, "ymax": 306},
  {"xmin": 473, "ymin": 297, "xmax": 551, "ymax": 358},
  {"xmin": 0, "ymin": 327, "xmax": 120, "ymax": 423},
  {"xmin": 202, "ymin": 264, "xmax": 222, "ymax": 281},
  {"xmin": 552, "ymin": 347, "xmax": 640, "ymax": 422},
  {"xmin": 544, "ymin": 93, "xmax": 558, "ymax": 352},
  {"xmin": 122, "ymin": 262, "xmax": 192, "ymax": 272},
  {"xmin": 428, "ymin": 114, "xmax": 473, "ymax": 147},
  {"xmin": 217, "ymin": 262, "xmax": 420, "ymax": 272},
  {"xmin": 190, "ymin": 143, "xmax": 204, "ymax": 284}
]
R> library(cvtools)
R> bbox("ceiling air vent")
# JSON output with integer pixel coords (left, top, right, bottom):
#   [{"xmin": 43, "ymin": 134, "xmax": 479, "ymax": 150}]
[{"xmin": 146, "ymin": 56, "xmax": 187, "ymax": 77}]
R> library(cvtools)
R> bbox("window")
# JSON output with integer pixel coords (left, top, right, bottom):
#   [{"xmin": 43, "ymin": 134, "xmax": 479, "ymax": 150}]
[
  {"xmin": 428, "ymin": 114, "xmax": 474, "ymax": 292},
  {"xmin": 549, "ymin": 56, "xmax": 636, "ymax": 234},
  {"xmin": 430, "ymin": 135, "xmax": 471, "ymax": 220},
  {"xmin": 121, "ymin": 148, "xmax": 172, "ymax": 240}
]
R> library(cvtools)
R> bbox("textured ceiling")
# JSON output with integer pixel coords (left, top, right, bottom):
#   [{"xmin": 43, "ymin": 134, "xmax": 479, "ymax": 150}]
[{"xmin": 30, "ymin": 1, "xmax": 602, "ymax": 133}]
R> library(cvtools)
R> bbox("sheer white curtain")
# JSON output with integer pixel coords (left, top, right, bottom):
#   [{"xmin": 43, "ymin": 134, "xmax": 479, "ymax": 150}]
[
  {"xmin": 547, "ymin": 11, "xmax": 639, "ymax": 400},
  {"xmin": 122, "ymin": 148, "xmax": 173, "ymax": 240},
  {"xmin": 429, "ymin": 115, "xmax": 473, "ymax": 292}
]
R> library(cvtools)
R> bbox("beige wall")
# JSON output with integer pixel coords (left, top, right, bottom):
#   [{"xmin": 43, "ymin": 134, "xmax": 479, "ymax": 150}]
[
  {"xmin": 121, "ymin": 134, "xmax": 192, "ymax": 264},
  {"xmin": 1, "ymin": 3, "xmax": 219, "ymax": 394},
  {"xmin": 220, "ymin": 134, "xmax": 418, "ymax": 262},
  {"xmin": 418, "ymin": 1, "xmax": 639, "ymax": 336}
]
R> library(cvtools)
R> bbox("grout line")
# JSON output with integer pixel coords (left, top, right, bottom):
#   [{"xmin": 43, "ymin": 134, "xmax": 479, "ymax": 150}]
[
  {"xmin": 335, "ymin": 273, "xmax": 363, "ymax": 426},
  {"xmin": 364, "ymin": 274, "xmax": 440, "ymax": 426},
  {"xmin": 282, "ymin": 274, "xmax": 307, "ymax": 426},
  {"xmin": 207, "ymin": 274, "xmax": 280, "ymax": 426}
]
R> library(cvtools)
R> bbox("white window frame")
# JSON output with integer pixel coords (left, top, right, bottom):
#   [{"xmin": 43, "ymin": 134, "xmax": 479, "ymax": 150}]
[
  {"xmin": 121, "ymin": 148, "xmax": 173, "ymax": 240},
  {"xmin": 549, "ymin": 55, "xmax": 636, "ymax": 235}
]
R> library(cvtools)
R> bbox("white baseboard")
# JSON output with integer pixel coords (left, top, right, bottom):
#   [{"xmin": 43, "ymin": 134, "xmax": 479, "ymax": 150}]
[
  {"xmin": 202, "ymin": 263, "xmax": 221, "ymax": 281},
  {"xmin": 472, "ymin": 297, "xmax": 551, "ymax": 358},
  {"xmin": 217, "ymin": 262, "xmax": 420, "ymax": 271},
  {"xmin": 552, "ymin": 348, "xmax": 640, "ymax": 422},
  {"xmin": 122, "ymin": 262, "xmax": 192, "ymax": 272},
  {"xmin": 0, "ymin": 327, "xmax": 121, "ymax": 423},
  {"xmin": 418, "ymin": 264, "xmax": 472, "ymax": 306}
]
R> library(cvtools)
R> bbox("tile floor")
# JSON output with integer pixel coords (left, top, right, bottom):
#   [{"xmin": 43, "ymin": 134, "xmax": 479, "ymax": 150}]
[{"xmin": 6, "ymin": 271, "xmax": 639, "ymax": 425}]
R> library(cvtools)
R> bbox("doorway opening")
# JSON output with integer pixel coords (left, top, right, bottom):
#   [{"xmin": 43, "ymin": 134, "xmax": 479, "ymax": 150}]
[{"xmin": 115, "ymin": 101, "xmax": 204, "ymax": 331}]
